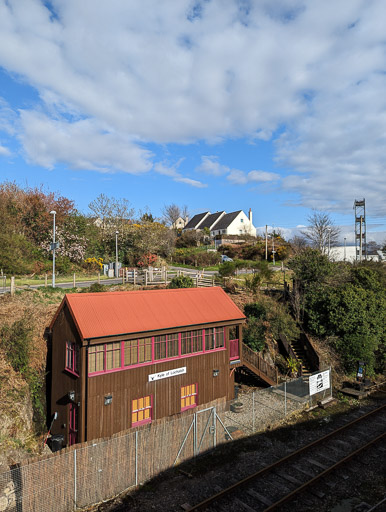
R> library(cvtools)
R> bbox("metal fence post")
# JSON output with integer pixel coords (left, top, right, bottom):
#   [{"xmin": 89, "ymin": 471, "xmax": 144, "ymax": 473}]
[
  {"xmin": 74, "ymin": 449, "xmax": 77, "ymax": 509},
  {"xmin": 193, "ymin": 413, "xmax": 197, "ymax": 457},
  {"xmin": 330, "ymin": 366, "xmax": 333, "ymax": 399},
  {"xmin": 135, "ymin": 431, "xmax": 138, "ymax": 486},
  {"xmin": 73, "ymin": 273, "xmax": 76, "ymax": 288},
  {"xmin": 252, "ymin": 391, "xmax": 255, "ymax": 431},
  {"xmin": 213, "ymin": 407, "xmax": 216, "ymax": 448},
  {"xmin": 284, "ymin": 381, "xmax": 287, "ymax": 417}
]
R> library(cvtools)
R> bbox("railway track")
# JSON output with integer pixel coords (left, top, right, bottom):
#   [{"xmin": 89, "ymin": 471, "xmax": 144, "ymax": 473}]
[{"xmin": 186, "ymin": 403, "xmax": 386, "ymax": 511}]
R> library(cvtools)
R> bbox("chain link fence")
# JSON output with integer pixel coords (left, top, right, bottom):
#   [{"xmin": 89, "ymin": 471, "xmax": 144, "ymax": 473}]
[{"xmin": 0, "ymin": 369, "xmax": 332, "ymax": 512}]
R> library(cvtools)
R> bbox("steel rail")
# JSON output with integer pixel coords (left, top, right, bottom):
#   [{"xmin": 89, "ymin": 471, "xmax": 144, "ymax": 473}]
[{"xmin": 186, "ymin": 403, "xmax": 386, "ymax": 511}]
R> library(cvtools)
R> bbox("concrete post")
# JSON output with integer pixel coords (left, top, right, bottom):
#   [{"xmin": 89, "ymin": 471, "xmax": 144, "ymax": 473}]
[{"xmin": 10, "ymin": 276, "xmax": 15, "ymax": 296}]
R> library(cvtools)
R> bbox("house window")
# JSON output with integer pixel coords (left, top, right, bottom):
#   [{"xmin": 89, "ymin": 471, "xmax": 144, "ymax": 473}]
[
  {"xmin": 89, "ymin": 345, "xmax": 104, "ymax": 373},
  {"xmin": 240, "ymin": 218, "xmax": 244, "ymax": 223},
  {"xmin": 154, "ymin": 335, "xmax": 167, "ymax": 360},
  {"xmin": 132, "ymin": 395, "xmax": 152, "ymax": 426},
  {"xmin": 65, "ymin": 342, "xmax": 79, "ymax": 375},
  {"xmin": 124, "ymin": 339, "xmax": 138, "ymax": 366},
  {"xmin": 205, "ymin": 328, "xmax": 215, "ymax": 350},
  {"xmin": 138, "ymin": 338, "xmax": 152, "ymax": 363},
  {"xmin": 181, "ymin": 384, "xmax": 198, "ymax": 411},
  {"xmin": 215, "ymin": 327, "xmax": 225, "ymax": 348},
  {"xmin": 167, "ymin": 333, "xmax": 179, "ymax": 358},
  {"xmin": 106, "ymin": 342, "xmax": 121, "ymax": 370}
]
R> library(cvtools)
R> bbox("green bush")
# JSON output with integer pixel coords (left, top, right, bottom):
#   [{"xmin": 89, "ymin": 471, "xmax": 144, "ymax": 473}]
[
  {"xmin": 168, "ymin": 275, "xmax": 195, "ymax": 288},
  {"xmin": 0, "ymin": 315, "xmax": 33, "ymax": 376},
  {"xmin": 243, "ymin": 317, "xmax": 266, "ymax": 352},
  {"xmin": 0, "ymin": 315, "xmax": 46, "ymax": 432},
  {"xmin": 244, "ymin": 302, "xmax": 267, "ymax": 319}
]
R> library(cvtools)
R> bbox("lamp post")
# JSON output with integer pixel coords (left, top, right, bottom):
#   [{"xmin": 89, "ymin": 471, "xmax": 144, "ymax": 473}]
[
  {"xmin": 50, "ymin": 210, "xmax": 57, "ymax": 288},
  {"xmin": 327, "ymin": 227, "xmax": 331, "ymax": 258},
  {"xmin": 115, "ymin": 231, "xmax": 119, "ymax": 278},
  {"xmin": 344, "ymin": 237, "xmax": 347, "ymax": 262}
]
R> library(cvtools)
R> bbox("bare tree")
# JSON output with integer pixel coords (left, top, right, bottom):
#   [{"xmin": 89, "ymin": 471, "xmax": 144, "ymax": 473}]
[
  {"xmin": 301, "ymin": 211, "xmax": 340, "ymax": 254},
  {"xmin": 289, "ymin": 235, "xmax": 308, "ymax": 254},
  {"xmin": 88, "ymin": 194, "xmax": 134, "ymax": 240},
  {"xmin": 162, "ymin": 204, "xmax": 182, "ymax": 227}
]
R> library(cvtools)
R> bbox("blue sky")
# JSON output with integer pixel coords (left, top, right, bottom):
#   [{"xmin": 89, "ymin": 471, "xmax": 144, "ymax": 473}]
[{"xmin": 1, "ymin": 0, "xmax": 386, "ymax": 244}]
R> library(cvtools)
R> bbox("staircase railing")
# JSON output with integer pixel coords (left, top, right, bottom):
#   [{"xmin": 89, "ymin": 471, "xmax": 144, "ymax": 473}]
[
  {"xmin": 241, "ymin": 343, "xmax": 278, "ymax": 384},
  {"xmin": 299, "ymin": 331, "xmax": 319, "ymax": 372},
  {"xmin": 278, "ymin": 333, "xmax": 299, "ymax": 362}
]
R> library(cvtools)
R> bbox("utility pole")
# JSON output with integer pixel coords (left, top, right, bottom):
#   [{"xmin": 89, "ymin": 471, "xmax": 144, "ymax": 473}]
[
  {"xmin": 344, "ymin": 237, "xmax": 347, "ymax": 261},
  {"xmin": 50, "ymin": 210, "xmax": 57, "ymax": 288},
  {"xmin": 272, "ymin": 229, "xmax": 276, "ymax": 266},
  {"xmin": 265, "ymin": 225, "xmax": 268, "ymax": 260}
]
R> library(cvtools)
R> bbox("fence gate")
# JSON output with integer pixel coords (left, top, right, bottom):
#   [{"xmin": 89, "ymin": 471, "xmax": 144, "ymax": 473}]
[{"xmin": 174, "ymin": 407, "xmax": 235, "ymax": 466}]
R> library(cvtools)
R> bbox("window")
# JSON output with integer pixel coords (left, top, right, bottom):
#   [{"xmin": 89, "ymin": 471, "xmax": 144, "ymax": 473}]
[
  {"xmin": 138, "ymin": 338, "xmax": 152, "ymax": 363},
  {"xmin": 205, "ymin": 328, "xmax": 215, "ymax": 350},
  {"xmin": 88, "ymin": 328, "xmax": 226, "ymax": 376},
  {"xmin": 65, "ymin": 342, "xmax": 79, "ymax": 375},
  {"xmin": 106, "ymin": 342, "xmax": 121, "ymax": 370},
  {"xmin": 167, "ymin": 333, "xmax": 179, "ymax": 358},
  {"xmin": 124, "ymin": 339, "xmax": 138, "ymax": 366},
  {"xmin": 240, "ymin": 218, "xmax": 244, "ymax": 223},
  {"xmin": 215, "ymin": 327, "xmax": 225, "ymax": 348},
  {"xmin": 154, "ymin": 335, "xmax": 167, "ymax": 360},
  {"xmin": 132, "ymin": 395, "xmax": 152, "ymax": 426},
  {"xmin": 181, "ymin": 384, "xmax": 198, "ymax": 411},
  {"xmin": 88, "ymin": 345, "xmax": 104, "ymax": 373}
]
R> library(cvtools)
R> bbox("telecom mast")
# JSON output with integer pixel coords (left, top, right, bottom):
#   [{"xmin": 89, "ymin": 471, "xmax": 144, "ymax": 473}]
[{"xmin": 353, "ymin": 199, "xmax": 366, "ymax": 261}]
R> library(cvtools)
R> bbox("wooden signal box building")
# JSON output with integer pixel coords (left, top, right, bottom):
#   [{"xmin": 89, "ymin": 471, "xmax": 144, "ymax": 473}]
[{"xmin": 49, "ymin": 287, "xmax": 245, "ymax": 446}]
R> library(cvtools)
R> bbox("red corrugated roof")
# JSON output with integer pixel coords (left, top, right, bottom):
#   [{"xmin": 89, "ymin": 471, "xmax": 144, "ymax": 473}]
[{"xmin": 55, "ymin": 287, "xmax": 245, "ymax": 341}]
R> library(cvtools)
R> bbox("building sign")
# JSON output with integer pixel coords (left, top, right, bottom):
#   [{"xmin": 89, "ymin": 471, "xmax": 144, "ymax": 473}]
[
  {"xmin": 309, "ymin": 370, "xmax": 330, "ymax": 396},
  {"xmin": 148, "ymin": 367, "xmax": 186, "ymax": 382}
]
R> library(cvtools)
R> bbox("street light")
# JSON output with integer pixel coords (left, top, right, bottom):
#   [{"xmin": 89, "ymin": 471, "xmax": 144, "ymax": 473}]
[
  {"xmin": 327, "ymin": 227, "xmax": 331, "ymax": 257},
  {"xmin": 50, "ymin": 211, "xmax": 57, "ymax": 288},
  {"xmin": 344, "ymin": 237, "xmax": 347, "ymax": 262},
  {"xmin": 115, "ymin": 231, "xmax": 119, "ymax": 278}
]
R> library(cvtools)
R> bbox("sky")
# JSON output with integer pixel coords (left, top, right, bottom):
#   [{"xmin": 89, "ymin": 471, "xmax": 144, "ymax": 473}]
[{"xmin": 0, "ymin": 0, "xmax": 386, "ymax": 245}]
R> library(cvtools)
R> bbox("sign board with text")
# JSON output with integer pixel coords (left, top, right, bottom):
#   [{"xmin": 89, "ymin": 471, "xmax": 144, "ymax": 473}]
[
  {"xmin": 148, "ymin": 367, "xmax": 186, "ymax": 382},
  {"xmin": 309, "ymin": 370, "xmax": 330, "ymax": 396}
]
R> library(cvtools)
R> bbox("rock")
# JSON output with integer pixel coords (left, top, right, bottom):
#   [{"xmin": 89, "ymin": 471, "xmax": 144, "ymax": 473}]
[{"xmin": 0, "ymin": 496, "xmax": 8, "ymax": 512}]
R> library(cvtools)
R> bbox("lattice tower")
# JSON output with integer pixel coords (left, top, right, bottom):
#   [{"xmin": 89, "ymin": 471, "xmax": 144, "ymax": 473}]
[{"xmin": 353, "ymin": 198, "xmax": 366, "ymax": 261}]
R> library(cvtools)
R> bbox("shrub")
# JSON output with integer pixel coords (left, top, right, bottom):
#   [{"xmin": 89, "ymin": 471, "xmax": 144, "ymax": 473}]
[
  {"xmin": 244, "ymin": 302, "xmax": 267, "ymax": 320},
  {"xmin": 168, "ymin": 275, "xmax": 195, "ymax": 288},
  {"xmin": 243, "ymin": 317, "xmax": 266, "ymax": 352}
]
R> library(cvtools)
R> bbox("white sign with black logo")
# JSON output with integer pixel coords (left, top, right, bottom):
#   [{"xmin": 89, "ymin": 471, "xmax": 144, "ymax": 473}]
[
  {"xmin": 309, "ymin": 370, "xmax": 330, "ymax": 396},
  {"xmin": 148, "ymin": 366, "xmax": 186, "ymax": 382}
]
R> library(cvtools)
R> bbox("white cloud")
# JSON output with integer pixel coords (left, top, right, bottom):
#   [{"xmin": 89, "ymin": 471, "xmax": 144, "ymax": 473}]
[
  {"xmin": 227, "ymin": 169, "xmax": 280, "ymax": 185},
  {"xmin": 0, "ymin": 144, "xmax": 10, "ymax": 156},
  {"xmin": 19, "ymin": 111, "xmax": 153, "ymax": 174},
  {"xmin": 197, "ymin": 156, "xmax": 230, "ymax": 176},
  {"xmin": 154, "ymin": 161, "xmax": 206, "ymax": 188},
  {"xmin": 0, "ymin": 1, "xmax": 385, "ymax": 213}
]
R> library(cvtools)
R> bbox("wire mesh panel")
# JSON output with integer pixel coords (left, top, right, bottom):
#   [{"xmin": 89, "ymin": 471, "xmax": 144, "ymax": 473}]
[
  {"xmin": 75, "ymin": 432, "xmax": 137, "ymax": 509},
  {"xmin": 0, "ymin": 371, "xmax": 332, "ymax": 512}
]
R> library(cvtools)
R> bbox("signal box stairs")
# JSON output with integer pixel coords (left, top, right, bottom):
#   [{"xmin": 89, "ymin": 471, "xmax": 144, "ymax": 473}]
[
  {"xmin": 231, "ymin": 342, "xmax": 278, "ymax": 387},
  {"xmin": 278, "ymin": 333, "xmax": 320, "ymax": 378}
]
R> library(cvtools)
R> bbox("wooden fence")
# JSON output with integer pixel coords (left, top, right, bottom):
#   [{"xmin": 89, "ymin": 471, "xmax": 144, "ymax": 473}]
[{"xmin": 121, "ymin": 267, "xmax": 216, "ymax": 288}]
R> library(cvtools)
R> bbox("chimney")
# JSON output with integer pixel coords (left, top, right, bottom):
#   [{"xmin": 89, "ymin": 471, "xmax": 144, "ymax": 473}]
[{"xmin": 249, "ymin": 208, "xmax": 252, "ymax": 225}]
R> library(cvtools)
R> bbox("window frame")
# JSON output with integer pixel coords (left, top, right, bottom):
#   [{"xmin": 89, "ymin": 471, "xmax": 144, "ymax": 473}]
[
  {"xmin": 65, "ymin": 341, "xmax": 79, "ymax": 376},
  {"xmin": 88, "ymin": 326, "xmax": 228, "ymax": 377},
  {"xmin": 181, "ymin": 383, "xmax": 198, "ymax": 411},
  {"xmin": 132, "ymin": 395, "xmax": 152, "ymax": 427}
]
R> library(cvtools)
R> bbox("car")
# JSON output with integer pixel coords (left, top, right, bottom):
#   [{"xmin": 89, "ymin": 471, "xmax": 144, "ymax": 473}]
[{"xmin": 221, "ymin": 255, "xmax": 233, "ymax": 262}]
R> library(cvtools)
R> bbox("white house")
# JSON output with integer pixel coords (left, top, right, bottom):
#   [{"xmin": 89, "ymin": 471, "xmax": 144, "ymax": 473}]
[
  {"xmin": 210, "ymin": 209, "xmax": 256, "ymax": 237},
  {"xmin": 183, "ymin": 209, "xmax": 256, "ymax": 237}
]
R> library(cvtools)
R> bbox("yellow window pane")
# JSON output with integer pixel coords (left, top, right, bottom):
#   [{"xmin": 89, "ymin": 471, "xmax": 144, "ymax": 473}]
[
  {"xmin": 138, "ymin": 410, "xmax": 144, "ymax": 422},
  {"xmin": 132, "ymin": 399, "xmax": 137, "ymax": 410}
]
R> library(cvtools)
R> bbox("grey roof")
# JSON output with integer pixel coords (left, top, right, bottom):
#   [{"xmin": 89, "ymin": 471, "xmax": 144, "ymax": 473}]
[
  {"xmin": 199, "ymin": 211, "xmax": 225, "ymax": 229},
  {"xmin": 184, "ymin": 212, "xmax": 209, "ymax": 230},
  {"xmin": 211, "ymin": 211, "xmax": 242, "ymax": 231}
]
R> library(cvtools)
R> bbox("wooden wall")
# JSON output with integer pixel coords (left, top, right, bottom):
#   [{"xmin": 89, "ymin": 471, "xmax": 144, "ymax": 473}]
[
  {"xmin": 50, "ymin": 305, "xmax": 85, "ymax": 445},
  {"xmin": 86, "ymin": 346, "xmax": 234, "ymax": 441}
]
